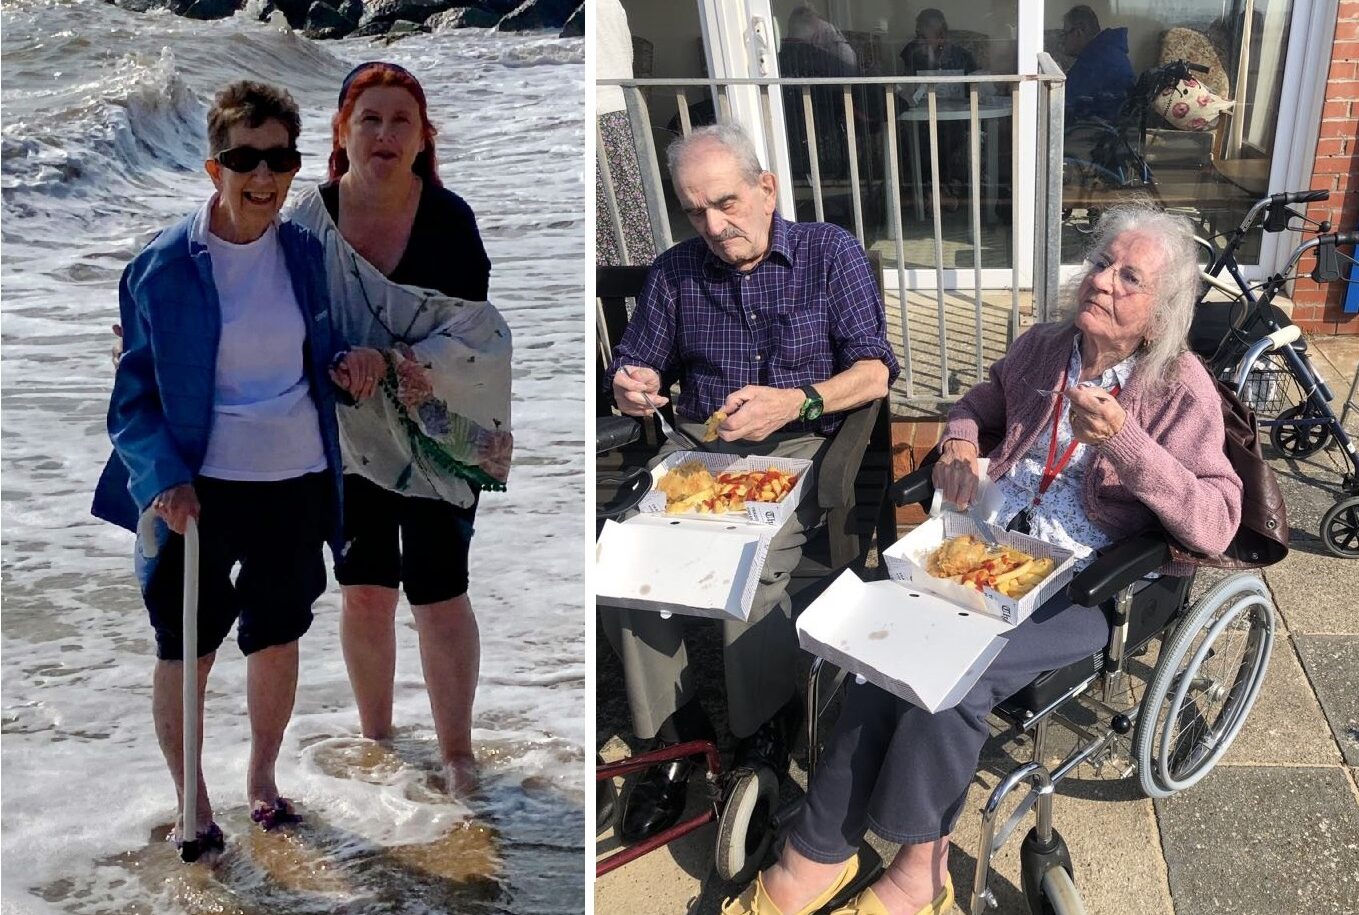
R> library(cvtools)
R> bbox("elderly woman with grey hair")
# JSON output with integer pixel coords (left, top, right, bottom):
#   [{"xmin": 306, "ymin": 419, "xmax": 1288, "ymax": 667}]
[{"xmin": 722, "ymin": 206, "xmax": 1242, "ymax": 915}]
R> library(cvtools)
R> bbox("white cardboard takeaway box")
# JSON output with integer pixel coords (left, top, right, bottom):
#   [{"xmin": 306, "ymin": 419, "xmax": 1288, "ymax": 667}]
[
  {"xmin": 796, "ymin": 570, "xmax": 1012, "ymax": 712},
  {"xmin": 595, "ymin": 516, "xmax": 773, "ymax": 621},
  {"xmin": 638, "ymin": 451, "xmax": 813, "ymax": 527},
  {"xmin": 880, "ymin": 514, "xmax": 1076, "ymax": 627}
]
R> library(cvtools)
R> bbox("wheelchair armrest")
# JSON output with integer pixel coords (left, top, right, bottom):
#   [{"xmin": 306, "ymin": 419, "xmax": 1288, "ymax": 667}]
[
  {"xmin": 596, "ymin": 414, "xmax": 643, "ymax": 454},
  {"xmin": 817, "ymin": 401, "xmax": 878, "ymax": 510},
  {"xmin": 887, "ymin": 442, "xmax": 942, "ymax": 508},
  {"xmin": 1066, "ymin": 532, "xmax": 1172, "ymax": 607}
]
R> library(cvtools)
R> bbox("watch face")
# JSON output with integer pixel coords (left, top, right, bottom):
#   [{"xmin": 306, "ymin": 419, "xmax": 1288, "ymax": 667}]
[{"xmin": 799, "ymin": 386, "xmax": 824, "ymax": 422}]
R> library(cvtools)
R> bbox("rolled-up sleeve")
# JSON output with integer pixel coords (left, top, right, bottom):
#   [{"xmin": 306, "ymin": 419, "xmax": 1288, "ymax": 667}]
[{"xmin": 826, "ymin": 236, "xmax": 900, "ymax": 385}]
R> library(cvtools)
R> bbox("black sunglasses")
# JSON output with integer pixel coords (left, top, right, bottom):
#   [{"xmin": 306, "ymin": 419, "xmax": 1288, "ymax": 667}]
[{"xmin": 214, "ymin": 145, "xmax": 302, "ymax": 174}]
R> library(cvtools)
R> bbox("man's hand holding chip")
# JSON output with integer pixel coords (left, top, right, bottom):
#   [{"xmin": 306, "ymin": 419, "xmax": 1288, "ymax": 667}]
[{"xmin": 716, "ymin": 385, "xmax": 804, "ymax": 442}]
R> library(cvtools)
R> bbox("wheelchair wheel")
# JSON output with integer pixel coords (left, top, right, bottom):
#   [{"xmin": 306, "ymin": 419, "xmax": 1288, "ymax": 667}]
[
  {"xmin": 1269, "ymin": 404, "xmax": 1332, "ymax": 457},
  {"xmin": 1320, "ymin": 496, "xmax": 1359, "ymax": 559},
  {"xmin": 1133, "ymin": 573, "xmax": 1275, "ymax": 799},
  {"xmin": 1036, "ymin": 867, "xmax": 1087, "ymax": 915},
  {"xmin": 715, "ymin": 764, "xmax": 778, "ymax": 885}
]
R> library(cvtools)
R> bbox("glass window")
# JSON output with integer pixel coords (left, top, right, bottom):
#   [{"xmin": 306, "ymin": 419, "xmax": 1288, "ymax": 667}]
[
  {"xmin": 770, "ymin": 2, "xmax": 1021, "ymax": 273},
  {"xmin": 1047, "ymin": 1, "xmax": 1294, "ymax": 265}
]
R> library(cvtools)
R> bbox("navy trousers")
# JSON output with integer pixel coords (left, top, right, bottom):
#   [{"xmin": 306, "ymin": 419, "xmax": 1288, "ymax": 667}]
[{"xmin": 790, "ymin": 595, "xmax": 1110, "ymax": 860}]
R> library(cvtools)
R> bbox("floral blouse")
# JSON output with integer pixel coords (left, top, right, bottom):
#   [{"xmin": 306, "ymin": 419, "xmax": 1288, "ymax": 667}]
[{"xmin": 993, "ymin": 336, "xmax": 1137, "ymax": 570}]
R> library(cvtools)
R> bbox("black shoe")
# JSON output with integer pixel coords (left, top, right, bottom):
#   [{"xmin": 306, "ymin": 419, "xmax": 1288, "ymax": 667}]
[
  {"xmin": 619, "ymin": 755, "xmax": 694, "ymax": 845},
  {"xmin": 734, "ymin": 699, "xmax": 803, "ymax": 775}
]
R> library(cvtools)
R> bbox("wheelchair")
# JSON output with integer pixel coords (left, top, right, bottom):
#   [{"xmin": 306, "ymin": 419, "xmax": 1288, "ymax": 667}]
[{"xmin": 802, "ymin": 459, "xmax": 1280, "ymax": 915}]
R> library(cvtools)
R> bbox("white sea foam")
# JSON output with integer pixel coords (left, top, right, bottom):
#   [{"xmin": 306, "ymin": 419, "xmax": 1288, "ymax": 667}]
[{"xmin": 2, "ymin": 4, "xmax": 585, "ymax": 913}]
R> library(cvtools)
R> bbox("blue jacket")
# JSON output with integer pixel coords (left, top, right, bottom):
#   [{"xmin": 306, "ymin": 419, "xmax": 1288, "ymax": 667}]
[
  {"xmin": 91, "ymin": 209, "xmax": 346, "ymax": 567},
  {"xmin": 1066, "ymin": 27, "xmax": 1135, "ymax": 123}
]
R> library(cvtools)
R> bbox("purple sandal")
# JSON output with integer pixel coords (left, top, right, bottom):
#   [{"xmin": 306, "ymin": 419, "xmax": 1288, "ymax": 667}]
[
  {"xmin": 250, "ymin": 797, "xmax": 302, "ymax": 832},
  {"xmin": 173, "ymin": 822, "xmax": 225, "ymax": 863}
]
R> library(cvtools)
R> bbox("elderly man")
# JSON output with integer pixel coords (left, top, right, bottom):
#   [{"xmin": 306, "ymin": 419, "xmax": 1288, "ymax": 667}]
[
  {"xmin": 603, "ymin": 123, "xmax": 899, "ymax": 845},
  {"xmin": 1061, "ymin": 4, "xmax": 1135, "ymax": 123}
]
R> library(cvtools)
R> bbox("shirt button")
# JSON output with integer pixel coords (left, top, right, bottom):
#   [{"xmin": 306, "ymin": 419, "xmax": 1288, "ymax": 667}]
[
  {"xmin": 754, "ymin": 353, "xmax": 763, "ymax": 361},
  {"xmin": 749, "ymin": 312, "xmax": 756, "ymax": 320}
]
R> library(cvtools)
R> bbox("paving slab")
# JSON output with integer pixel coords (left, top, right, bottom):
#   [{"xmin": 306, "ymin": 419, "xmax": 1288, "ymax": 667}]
[
  {"xmin": 1263, "ymin": 454, "xmax": 1359, "ymax": 635},
  {"xmin": 1156, "ymin": 766, "xmax": 1359, "ymax": 915},
  {"xmin": 1220, "ymin": 634, "xmax": 1343, "ymax": 766},
  {"xmin": 1293, "ymin": 634, "xmax": 1359, "ymax": 765}
]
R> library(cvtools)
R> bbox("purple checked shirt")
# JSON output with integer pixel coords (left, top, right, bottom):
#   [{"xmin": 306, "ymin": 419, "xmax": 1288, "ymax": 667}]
[{"xmin": 609, "ymin": 214, "xmax": 899, "ymax": 436}]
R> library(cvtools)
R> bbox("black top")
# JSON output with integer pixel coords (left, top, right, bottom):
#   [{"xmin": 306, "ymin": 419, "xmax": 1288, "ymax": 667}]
[{"xmin": 319, "ymin": 179, "xmax": 491, "ymax": 301}]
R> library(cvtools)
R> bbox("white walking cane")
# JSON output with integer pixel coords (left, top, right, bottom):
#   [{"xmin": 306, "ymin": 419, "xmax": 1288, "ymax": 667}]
[{"xmin": 139, "ymin": 511, "xmax": 203, "ymax": 862}]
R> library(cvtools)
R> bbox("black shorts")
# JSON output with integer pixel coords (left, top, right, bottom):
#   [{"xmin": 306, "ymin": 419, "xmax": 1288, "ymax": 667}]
[
  {"xmin": 333, "ymin": 473, "xmax": 477, "ymax": 605},
  {"xmin": 144, "ymin": 472, "xmax": 330, "ymax": 660}
]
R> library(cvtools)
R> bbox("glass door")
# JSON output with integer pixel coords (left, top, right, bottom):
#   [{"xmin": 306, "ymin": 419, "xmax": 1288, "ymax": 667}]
[{"xmin": 1046, "ymin": 0, "xmax": 1329, "ymax": 278}]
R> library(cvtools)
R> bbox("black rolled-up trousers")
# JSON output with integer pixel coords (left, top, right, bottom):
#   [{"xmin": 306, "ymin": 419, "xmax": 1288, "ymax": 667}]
[{"xmin": 789, "ymin": 595, "xmax": 1110, "ymax": 861}]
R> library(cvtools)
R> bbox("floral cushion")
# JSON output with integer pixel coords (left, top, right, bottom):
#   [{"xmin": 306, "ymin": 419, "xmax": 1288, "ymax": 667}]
[
  {"xmin": 1158, "ymin": 27, "xmax": 1230, "ymax": 97},
  {"xmin": 1157, "ymin": 77, "xmax": 1234, "ymax": 131}
]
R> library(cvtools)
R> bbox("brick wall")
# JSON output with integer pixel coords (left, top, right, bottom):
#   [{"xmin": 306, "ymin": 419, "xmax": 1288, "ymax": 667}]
[{"xmin": 1295, "ymin": 3, "xmax": 1359, "ymax": 333}]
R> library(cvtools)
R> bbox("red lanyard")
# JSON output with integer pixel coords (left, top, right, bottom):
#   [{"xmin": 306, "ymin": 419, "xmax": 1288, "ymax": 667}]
[{"xmin": 1031, "ymin": 367, "xmax": 1120, "ymax": 510}]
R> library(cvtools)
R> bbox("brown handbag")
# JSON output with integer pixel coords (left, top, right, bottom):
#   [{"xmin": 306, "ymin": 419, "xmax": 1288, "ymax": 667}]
[{"xmin": 1167, "ymin": 370, "xmax": 1290, "ymax": 569}]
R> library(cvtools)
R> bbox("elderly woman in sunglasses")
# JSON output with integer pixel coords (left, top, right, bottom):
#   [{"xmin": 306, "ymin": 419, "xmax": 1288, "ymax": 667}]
[
  {"xmin": 285, "ymin": 62, "xmax": 513, "ymax": 797},
  {"xmin": 92, "ymin": 80, "xmax": 380, "ymax": 850},
  {"xmin": 723, "ymin": 207, "xmax": 1242, "ymax": 915}
]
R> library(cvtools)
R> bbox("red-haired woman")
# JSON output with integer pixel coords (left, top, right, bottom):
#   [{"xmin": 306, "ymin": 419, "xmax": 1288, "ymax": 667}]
[{"xmin": 289, "ymin": 61, "xmax": 514, "ymax": 795}]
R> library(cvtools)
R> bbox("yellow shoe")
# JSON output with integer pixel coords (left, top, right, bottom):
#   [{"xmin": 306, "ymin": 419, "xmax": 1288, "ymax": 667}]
[
  {"xmin": 719, "ymin": 855, "xmax": 862, "ymax": 915},
  {"xmin": 829, "ymin": 877, "xmax": 954, "ymax": 915}
]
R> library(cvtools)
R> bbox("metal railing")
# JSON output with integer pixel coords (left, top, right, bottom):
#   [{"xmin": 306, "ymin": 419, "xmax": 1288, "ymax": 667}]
[{"xmin": 597, "ymin": 58, "xmax": 1066, "ymax": 404}]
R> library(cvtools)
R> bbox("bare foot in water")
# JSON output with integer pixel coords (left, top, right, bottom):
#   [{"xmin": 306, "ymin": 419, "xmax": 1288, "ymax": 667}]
[{"xmin": 443, "ymin": 753, "xmax": 479, "ymax": 797}]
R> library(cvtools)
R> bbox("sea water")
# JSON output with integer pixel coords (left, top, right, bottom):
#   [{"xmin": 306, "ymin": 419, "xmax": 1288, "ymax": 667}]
[{"xmin": 1, "ymin": 3, "xmax": 586, "ymax": 912}]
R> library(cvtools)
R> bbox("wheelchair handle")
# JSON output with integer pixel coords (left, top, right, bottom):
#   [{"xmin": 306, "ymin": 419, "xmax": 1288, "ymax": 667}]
[{"xmin": 1274, "ymin": 189, "xmax": 1329, "ymax": 205}]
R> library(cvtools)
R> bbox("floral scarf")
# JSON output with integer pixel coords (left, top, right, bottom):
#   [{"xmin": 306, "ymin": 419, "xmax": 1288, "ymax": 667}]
[{"xmin": 289, "ymin": 185, "xmax": 512, "ymax": 507}]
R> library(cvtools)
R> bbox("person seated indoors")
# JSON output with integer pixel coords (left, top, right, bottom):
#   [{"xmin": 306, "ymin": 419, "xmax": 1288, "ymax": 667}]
[
  {"xmin": 1061, "ymin": 4, "xmax": 1135, "ymax": 123},
  {"xmin": 898, "ymin": 9, "xmax": 977, "ymax": 209},
  {"xmin": 899, "ymin": 9, "xmax": 975, "ymax": 77}
]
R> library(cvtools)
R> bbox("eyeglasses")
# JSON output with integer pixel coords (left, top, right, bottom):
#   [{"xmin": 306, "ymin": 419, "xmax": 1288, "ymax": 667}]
[
  {"xmin": 213, "ymin": 146, "xmax": 302, "ymax": 174},
  {"xmin": 1085, "ymin": 253, "xmax": 1153, "ymax": 295}
]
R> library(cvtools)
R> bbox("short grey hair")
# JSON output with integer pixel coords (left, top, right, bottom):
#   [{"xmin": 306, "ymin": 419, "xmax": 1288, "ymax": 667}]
[
  {"xmin": 665, "ymin": 123, "xmax": 766, "ymax": 185},
  {"xmin": 1058, "ymin": 205, "xmax": 1202, "ymax": 395}
]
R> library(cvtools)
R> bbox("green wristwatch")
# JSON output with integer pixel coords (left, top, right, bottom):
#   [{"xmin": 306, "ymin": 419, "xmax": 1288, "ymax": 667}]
[{"xmin": 798, "ymin": 385, "xmax": 824, "ymax": 422}]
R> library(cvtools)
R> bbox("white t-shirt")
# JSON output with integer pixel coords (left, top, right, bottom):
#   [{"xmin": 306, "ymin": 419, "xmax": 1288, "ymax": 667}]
[{"xmin": 195, "ymin": 201, "xmax": 327, "ymax": 481}]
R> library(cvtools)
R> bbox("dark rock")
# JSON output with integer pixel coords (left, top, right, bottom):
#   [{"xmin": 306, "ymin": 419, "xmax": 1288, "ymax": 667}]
[
  {"xmin": 338, "ymin": 0, "xmax": 362, "ymax": 23},
  {"xmin": 303, "ymin": 0, "xmax": 356, "ymax": 37},
  {"xmin": 387, "ymin": 17, "xmax": 422, "ymax": 33},
  {"xmin": 558, "ymin": 2, "xmax": 582, "ymax": 37},
  {"xmin": 271, "ymin": 0, "xmax": 312, "ymax": 27},
  {"xmin": 477, "ymin": 0, "xmax": 517, "ymax": 14},
  {"xmin": 170, "ymin": 0, "xmax": 240, "ymax": 19},
  {"xmin": 497, "ymin": 0, "xmax": 576, "ymax": 32},
  {"xmin": 108, "ymin": 0, "xmax": 167, "ymax": 12},
  {"xmin": 355, "ymin": 0, "xmax": 449, "ymax": 28},
  {"xmin": 350, "ymin": 18, "xmax": 389, "ymax": 35},
  {"xmin": 428, "ymin": 5, "xmax": 496, "ymax": 29}
]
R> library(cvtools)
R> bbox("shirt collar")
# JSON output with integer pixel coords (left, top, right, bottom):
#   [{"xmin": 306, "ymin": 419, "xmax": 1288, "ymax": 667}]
[
  {"xmin": 701, "ymin": 211, "xmax": 795, "ymax": 277},
  {"xmin": 190, "ymin": 193, "xmax": 281, "ymax": 250},
  {"xmin": 1070, "ymin": 332, "xmax": 1137, "ymax": 389}
]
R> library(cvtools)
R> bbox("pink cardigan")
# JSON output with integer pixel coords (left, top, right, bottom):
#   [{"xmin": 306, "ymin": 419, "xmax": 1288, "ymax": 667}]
[{"xmin": 943, "ymin": 323, "xmax": 1242, "ymax": 577}]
